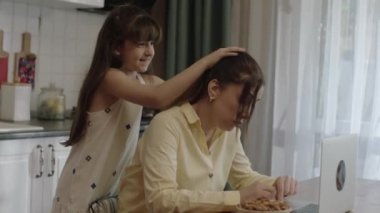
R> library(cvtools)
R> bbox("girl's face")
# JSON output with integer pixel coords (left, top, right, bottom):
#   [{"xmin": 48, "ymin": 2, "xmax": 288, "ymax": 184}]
[
  {"xmin": 212, "ymin": 83, "xmax": 264, "ymax": 131},
  {"xmin": 119, "ymin": 40, "xmax": 155, "ymax": 72}
]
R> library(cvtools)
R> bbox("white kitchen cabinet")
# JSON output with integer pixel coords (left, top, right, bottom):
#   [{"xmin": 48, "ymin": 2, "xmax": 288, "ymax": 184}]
[{"xmin": 0, "ymin": 136, "xmax": 70, "ymax": 213}]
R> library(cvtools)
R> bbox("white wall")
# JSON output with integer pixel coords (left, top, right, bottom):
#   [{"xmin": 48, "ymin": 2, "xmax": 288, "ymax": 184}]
[{"xmin": 0, "ymin": 0, "xmax": 106, "ymax": 111}]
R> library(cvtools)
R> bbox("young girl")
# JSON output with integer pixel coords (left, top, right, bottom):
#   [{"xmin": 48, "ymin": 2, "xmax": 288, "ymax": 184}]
[
  {"xmin": 118, "ymin": 52, "xmax": 298, "ymax": 212},
  {"xmin": 51, "ymin": 4, "xmax": 243, "ymax": 213}
]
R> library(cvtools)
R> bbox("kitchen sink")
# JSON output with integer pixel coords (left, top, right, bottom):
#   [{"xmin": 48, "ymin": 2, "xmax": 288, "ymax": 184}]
[{"xmin": 0, "ymin": 121, "xmax": 44, "ymax": 133}]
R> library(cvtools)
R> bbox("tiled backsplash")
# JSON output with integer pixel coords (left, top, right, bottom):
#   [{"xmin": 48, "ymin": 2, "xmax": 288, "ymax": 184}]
[{"xmin": 0, "ymin": 0, "xmax": 106, "ymax": 111}]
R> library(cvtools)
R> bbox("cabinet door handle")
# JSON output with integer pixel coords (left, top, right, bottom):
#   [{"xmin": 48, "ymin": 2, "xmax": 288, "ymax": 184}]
[
  {"xmin": 48, "ymin": 144, "xmax": 55, "ymax": 177},
  {"xmin": 35, "ymin": 145, "xmax": 44, "ymax": 178}
]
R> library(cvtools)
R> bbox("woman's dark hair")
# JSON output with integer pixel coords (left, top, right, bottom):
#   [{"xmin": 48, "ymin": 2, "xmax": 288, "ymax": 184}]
[
  {"xmin": 63, "ymin": 4, "xmax": 161, "ymax": 146},
  {"xmin": 179, "ymin": 52, "xmax": 264, "ymax": 121}
]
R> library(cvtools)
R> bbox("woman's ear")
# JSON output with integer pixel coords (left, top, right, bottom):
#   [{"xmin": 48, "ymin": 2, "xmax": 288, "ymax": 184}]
[{"xmin": 208, "ymin": 79, "xmax": 221, "ymax": 102}]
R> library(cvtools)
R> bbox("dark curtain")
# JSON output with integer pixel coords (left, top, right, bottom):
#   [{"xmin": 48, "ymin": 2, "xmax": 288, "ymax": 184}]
[{"xmin": 165, "ymin": 0, "xmax": 231, "ymax": 78}]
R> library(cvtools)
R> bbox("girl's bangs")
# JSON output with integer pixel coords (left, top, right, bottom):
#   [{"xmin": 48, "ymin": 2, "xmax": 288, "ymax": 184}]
[{"xmin": 128, "ymin": 17, "xmax": 161, "ymax": 43}]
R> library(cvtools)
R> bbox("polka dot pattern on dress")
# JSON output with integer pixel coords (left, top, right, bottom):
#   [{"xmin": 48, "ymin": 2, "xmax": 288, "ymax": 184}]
[{"xmin": 91, "ymin": 183, "xmax": 96, "ymax": 189}]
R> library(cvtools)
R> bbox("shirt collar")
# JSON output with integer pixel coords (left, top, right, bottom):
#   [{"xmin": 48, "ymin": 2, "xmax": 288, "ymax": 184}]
[
  {"xmin": 180, "ymin": 102, "xmax": 224, "ymax": 138},
  {"xmin": 180, "ymin": 102, "xmax": 200, "ymax": 125}
]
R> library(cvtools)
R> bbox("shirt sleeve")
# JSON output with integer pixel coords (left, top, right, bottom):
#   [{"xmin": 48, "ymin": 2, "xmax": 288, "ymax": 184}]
[
  {"xmin": 141, "ymin": 114, "xmax": 240, "ymax": 213},
  {"xmin": 228, "ymin": 129, "xmax": 275, "ymax": 190}
]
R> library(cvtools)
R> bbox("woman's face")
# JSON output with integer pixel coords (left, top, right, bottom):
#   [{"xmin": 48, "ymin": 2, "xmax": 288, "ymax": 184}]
[
  {"xmin": 119, "ymin": 40, "xmax": 155, "ymax": 72},
  {"xmin": 213, "ymin": 84, "xmax": 264, "ymax": 131}
]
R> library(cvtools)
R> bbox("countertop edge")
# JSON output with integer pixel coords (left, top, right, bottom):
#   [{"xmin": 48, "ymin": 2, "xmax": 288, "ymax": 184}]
[
  {"xmin": 0, "ymin": 118, "xmax": 151, "ymax": 140},
  {"xmin": 0, "ymin": 119, "xmax": 72, "ymax": 140},
  {"xmin": 0, "ymin": 130, "xmax": 70, "ymax": 140}
]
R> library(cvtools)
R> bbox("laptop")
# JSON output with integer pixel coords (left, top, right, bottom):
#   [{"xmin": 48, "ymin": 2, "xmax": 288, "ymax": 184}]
[{"xmin": 289, "ymin": 134, "xmax": 358, "ymax": 213}]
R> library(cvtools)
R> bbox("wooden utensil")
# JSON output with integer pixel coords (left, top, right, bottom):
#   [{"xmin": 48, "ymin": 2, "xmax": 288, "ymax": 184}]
[
  {"xmin": 14, "ymin": 32, "xmax": 36, "ymax": 88},
  {"xmin": 0, "ymin": 30, "xmax": 9, "ymax": 85}
]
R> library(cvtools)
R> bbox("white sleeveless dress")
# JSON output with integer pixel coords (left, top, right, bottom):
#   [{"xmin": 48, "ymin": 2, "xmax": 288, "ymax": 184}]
[{"xmin": 52, "ymin": 72, "xmax": 145, "ymax": 213}]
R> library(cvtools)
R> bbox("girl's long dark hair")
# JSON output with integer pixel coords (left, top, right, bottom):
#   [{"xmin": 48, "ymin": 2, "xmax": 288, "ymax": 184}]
[
  {"xmin": 177, "ymin": 52, "xmax": 264, "ymax": 121},
  {"xmin": 63, "ymin": 4, "xmax": 161, "ymax": 146}
]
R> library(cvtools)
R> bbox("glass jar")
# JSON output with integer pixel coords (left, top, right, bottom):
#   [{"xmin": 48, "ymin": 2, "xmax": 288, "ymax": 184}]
[{"xmin": 37, "ymin": 83, "xmax": 65, "ymax": 120}]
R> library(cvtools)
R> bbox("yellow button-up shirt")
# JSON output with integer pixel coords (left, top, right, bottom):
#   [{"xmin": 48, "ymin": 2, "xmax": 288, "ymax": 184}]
[{"xmin": 118, "ymin": 103, "xmax": 275, "ymax": 213}]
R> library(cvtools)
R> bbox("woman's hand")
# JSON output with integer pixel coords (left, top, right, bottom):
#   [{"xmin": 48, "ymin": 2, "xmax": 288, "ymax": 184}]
[
  {"xmin": 200, "ymin": 47, "xmax": 246, "ymax": 69},
  {"xmin": 273, "ymin": 176, "xmax": 298, "ymax": 201},
  {"xmin": 239, "ymin": 182, "xmax": 276, "ymax": 204}
]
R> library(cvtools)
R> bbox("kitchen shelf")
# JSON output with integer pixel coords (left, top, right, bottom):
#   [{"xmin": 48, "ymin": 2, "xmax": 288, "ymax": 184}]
[
  {"xmin": 0, "ymin": 119, "xmax": 71, "ymax": 140},
  {"xmin": 3, "ymin": 0, "xmax": 104, "ymax": 9},
  {"xmin": 0, "ymin": 121, "xmax": 43, "ymax": 133}
]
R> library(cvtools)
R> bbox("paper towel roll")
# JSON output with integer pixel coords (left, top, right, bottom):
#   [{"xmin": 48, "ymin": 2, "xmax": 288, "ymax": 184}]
[{"xmin": 0, "ymin": 83, "xmax": 31, "ymax": 121}]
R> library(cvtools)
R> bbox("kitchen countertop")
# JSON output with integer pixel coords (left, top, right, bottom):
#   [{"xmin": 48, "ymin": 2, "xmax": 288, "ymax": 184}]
[
  {"xmin": 0, "ymin": 119, "xmax": 72, "ymax": 140},
  {"xmin": 0, "ymin": 118, "xmax": 151, "ymax": 140}
]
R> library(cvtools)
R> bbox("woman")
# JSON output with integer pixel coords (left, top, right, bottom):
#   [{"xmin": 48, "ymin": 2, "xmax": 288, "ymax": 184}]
[{"xmin": 118, "ymin": 52, "xmax": 298, "ymax": 212}]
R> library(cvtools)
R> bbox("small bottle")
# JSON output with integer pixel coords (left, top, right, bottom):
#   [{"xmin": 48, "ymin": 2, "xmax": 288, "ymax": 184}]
[{"xmin": 37, "ymin": 83, "xmax": 65, "ymax": 120}]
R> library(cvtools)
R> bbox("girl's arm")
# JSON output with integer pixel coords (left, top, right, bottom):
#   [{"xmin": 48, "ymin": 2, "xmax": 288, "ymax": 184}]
[
  {"xmin": 141, "ymin": 74, "xmax": 164, "ymax": 86},
  {"xmin": 102, "ymin": 47, "xmax": 244, "ymax": 109}
]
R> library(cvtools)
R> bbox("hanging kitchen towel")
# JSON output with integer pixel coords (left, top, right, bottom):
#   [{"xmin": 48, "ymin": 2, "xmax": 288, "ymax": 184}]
[
  {"xmin": 14, "ymin": 32, "xmax": 36, "ymax": 88},
  {"xmin": 0, "ymin": 30, "xmax": 8, "ymax": 85}
]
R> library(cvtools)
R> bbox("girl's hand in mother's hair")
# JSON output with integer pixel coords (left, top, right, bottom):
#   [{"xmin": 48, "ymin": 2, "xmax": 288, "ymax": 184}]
[{"xmin": 198, "ymin": 47, "xmax": 246, "ymax": 69}]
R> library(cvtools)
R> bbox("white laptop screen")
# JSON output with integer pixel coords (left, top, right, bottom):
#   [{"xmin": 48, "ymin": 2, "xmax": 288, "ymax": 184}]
[{"xmin": 289, "ymin": 134, "xmax": 358, "ymax": 213}]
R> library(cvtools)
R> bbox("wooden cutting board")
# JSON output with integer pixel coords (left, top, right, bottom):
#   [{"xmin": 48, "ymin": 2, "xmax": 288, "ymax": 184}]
[
  {"xmin": 14, "ymin": 32, "xmax": 36, "ymax": 88},
  {"xmin": 0, "ymin": 30, "xmax": 9, "ymax": 85}
]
